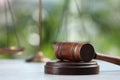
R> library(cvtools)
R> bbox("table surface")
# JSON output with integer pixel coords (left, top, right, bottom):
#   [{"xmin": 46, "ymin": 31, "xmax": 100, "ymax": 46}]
[{"xmin": 0, "ymin": 59, "xmax": 120, "ymax": 80}]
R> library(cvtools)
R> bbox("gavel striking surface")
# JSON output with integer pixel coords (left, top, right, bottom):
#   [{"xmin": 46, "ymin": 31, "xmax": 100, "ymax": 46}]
[{"xmin": 45, "ymin": 60, "xmax": 99, "ymax": 75}]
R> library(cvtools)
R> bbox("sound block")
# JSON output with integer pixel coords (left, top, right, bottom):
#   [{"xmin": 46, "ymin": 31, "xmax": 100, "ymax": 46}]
[{"xmin": 45, "ymin": 60, "xmax": 99, "ymax": 75}]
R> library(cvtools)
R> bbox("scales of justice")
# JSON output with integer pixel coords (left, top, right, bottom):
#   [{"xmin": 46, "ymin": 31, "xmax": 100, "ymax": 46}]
[
  {"xmin": 0, "ymin": 0, "xmax": 24, "ymax": 54},
  {"xmin": 1, "ymin": 0, "xmax": 120, "ymax": 75}
]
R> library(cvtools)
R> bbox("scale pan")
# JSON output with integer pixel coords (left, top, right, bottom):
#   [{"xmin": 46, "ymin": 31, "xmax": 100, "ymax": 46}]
[{"xmin": 0, "ymin": 47, "xmax": 24, "ymax": 54}]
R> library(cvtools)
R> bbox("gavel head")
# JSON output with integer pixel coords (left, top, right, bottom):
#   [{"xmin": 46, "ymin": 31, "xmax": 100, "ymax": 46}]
[{"xmin": 53, "ymin": 42, "xmax": 95, "ymax": 62}]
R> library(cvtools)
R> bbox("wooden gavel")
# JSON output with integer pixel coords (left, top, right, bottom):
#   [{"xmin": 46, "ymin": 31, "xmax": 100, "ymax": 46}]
[{"xmin": 53, "ymin": 42, "xmax": 120, "ymax": 65}]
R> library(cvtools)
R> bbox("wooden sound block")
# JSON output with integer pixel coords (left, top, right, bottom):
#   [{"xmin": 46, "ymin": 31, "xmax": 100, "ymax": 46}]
[{"xmin": 45, "ymin": 60, "xmax": 99, "ymax": 75}]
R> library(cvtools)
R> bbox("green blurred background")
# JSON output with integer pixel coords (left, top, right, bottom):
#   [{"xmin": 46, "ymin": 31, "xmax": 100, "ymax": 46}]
[{"xmin": 0, "ymin": 0, "xmax": 120, "ymax": 59}]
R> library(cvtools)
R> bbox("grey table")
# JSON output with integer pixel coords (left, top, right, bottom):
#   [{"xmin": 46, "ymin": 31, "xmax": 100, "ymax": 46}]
[{"xmin": 0, "ymin": 59, "xmax": 120, "ymax": 80}]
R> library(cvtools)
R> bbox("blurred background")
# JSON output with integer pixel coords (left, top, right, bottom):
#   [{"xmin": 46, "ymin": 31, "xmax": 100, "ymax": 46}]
[{"xmin": 0, "ymin": 0, "xmax": 120, "ymax": 59}]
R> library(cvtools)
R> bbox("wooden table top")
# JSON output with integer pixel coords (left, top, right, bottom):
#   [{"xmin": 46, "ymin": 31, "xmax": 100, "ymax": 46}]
[{"xmin": 0, "ymin": 59, "xmax": 120, "ymax": 80}]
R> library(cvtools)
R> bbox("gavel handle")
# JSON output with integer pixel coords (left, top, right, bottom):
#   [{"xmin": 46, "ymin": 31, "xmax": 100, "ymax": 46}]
[{"xmin": 95, "ymin": 52, "xmax": 120, "ymax": 65}]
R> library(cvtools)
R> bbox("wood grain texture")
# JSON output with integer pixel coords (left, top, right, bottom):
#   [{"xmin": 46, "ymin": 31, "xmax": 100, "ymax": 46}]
[
  {"xmin": 95, "ymin": 52, "xmax": 120, "ymax": 65},
  {"xmin": 54, "ymin": 42, "xmax": 95, "ymax": 62}
]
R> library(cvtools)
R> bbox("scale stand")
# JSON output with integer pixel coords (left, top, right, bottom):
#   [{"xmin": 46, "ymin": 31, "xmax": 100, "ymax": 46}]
[{"xmin": 26, "ymin": 0, "xmax": 50, "ymax": 62}]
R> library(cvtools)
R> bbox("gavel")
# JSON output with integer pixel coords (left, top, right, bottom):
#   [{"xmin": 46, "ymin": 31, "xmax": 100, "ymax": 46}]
[{"xmin": 53, "ymin": 42, "xmax": 120, "ymax": 65}]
